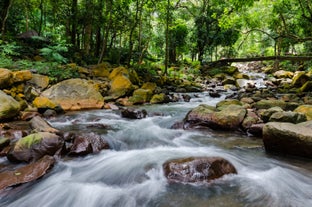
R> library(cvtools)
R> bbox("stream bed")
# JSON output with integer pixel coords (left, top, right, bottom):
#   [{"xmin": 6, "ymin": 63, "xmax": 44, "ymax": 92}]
[{"xmin": 1, "ymin": 92, "xmax": 312, "ymax": 207}]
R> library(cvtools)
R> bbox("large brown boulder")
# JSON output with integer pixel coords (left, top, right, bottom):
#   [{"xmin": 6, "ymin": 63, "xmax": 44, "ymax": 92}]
[
  {"xmin": 163, "ymin": 157, "xmax": 237, "ymax": 183},
  {"xmin": 41, "ymin": 78, "xmax": 104, "ymax": 110},
  {"xmin": 27, "ymin": 74, "xmax": 50, "ymax": 90},
  {"xmin": 0, "ymin": 90, "xmax": 21, "ymax": 120},
  {"xmin": 0, "ymin": 155, "xmax": 55, "ymax": 190},
  {"xmin": 184, "ymin": 104, "xmax": 246, "ymax": 130},
  {"xmin": 7, "ymin": 132, "xmax": 63, "ymax": 163},
  {"xmin": 263, "ymin": 122, "xmax": 312, "ymax": 158}
]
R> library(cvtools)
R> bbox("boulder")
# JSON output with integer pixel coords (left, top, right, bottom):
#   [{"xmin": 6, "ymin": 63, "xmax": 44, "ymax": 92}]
[
  {"xmin": 242, "ymin": 110, "xmax": 260, "ymax": 131},
  {"xmin": 7, "ymin": 132, "xmax": 63, "ymax": 163},
  {"xmin": 0, "ymin": 90, "xmax": 21, "ymax": 120},
  {"xmin": 292, "ymin": 71, "xmax": 310, "ymax": 87},
  {"xmin": 294, "ymin": 105, "xmax": 312, "ymax": 120},
  {"xmin": 91, "ymin": 63, "xmax": 111, "ymax": 77},
  {"xmin": 67, "ymin": 133, "xmax": 109, "ymax": 156},
  {"xmin": 12, "ymin": 70, "xmax": 32, "ymax": 83},
  {"xmin": 0, "ymin": 68, "xmax": 13, "ymax": 89},
  {"xmin": 259, "ymin": 107, "xmax": 284, "ymax": 123},
  {"xmin": 263, "ymin": 122, "xmax": 312, "ymax": 158},
  {"xmin": 121, "ymin": 108, "xmax": 147, "ymax": 119},
  {"xmin": 108, "ymin": 75, "xmax": 133, "ymax": 99},
  {"xmin": 269, "ymin": 111, "xmax": 307, "ymax": 124},
  {"xmin": 128, "ymin": 88, "xmax": 153, "ymax": 104},
  {"xmin": 41, "ymin": 78, "xmax": 104, "ymax": 110},
  {"xmin": 210, "ymin": 105, "xmax": 247, "ymax": 130},
  {"xmin": 163, "ymin": 157, "xmax": 237, "ymax": 183},
  {"xmin": 29, "ymin": 116, "xmax": 60, "ymax": 134},
  {"xmin": 32, "ymin": 97, "xmax": 59, "ymax": 110},
  {"xmin": 273, "ymin": 70, "xmax": 294, "ymax": 79},
  {"xmin": 216, "ymin": 99, "xmax": 242, "ymax": 110},
  {"xmin": 0, "ymin": 155, "xmax": 55, "ymax": 191},
  {"xmin": 150, "ymin": 93, "xmax": 170, "ymax": 104},
  {"xmin": 184, "ymin": 104, "xmax": 246, "ymax": 130},
  {"xmin": 27, "ymin": 74, "xmax": 50, "ymax": 90},
  {"xmin": 298, "ymin": 81, "xmax": 312, "ymax": 92},
  {"xmin": 254, "ymin": 99, "xmax": 287, "ymax": 110}
]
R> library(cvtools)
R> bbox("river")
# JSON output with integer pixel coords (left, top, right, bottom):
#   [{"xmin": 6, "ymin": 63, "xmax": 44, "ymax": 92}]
[{"xmin": 1, "ymin": 92, "xmax": 312, "ymax": 207}]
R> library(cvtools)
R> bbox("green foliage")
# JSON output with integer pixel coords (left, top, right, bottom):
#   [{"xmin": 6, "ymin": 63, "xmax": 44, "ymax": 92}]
[{"xmin": 39, "ymin": 41, "xmax": 70, "ymax": 64}]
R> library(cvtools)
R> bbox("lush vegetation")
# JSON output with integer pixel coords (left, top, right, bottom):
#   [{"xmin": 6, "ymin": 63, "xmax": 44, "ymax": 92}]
[{"xmin": 1, "ymin": 0, "xmax": 312, "ymax": 76}]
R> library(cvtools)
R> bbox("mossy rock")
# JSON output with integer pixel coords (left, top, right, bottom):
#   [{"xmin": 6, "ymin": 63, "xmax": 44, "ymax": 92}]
[
  {"xmin": 294, "ymin": 105, "xmax": 312, "ymax": 120},
  {"xmin": 109, "ymin": 66, "xmax": 129, "ymax": 80},
  {"xmin": 254, "ymin": 100, "xmax": 287, "ymax": 110},
  {"xmin": 128, "ymin": 88, "xmax": 153, "ymax": 104},
  {"xmin": 91, "ymin": 63, "xmax": 111, "ymax": 77},
  {"xmin": 0, "ymin": 90, "xmax": 21, "ymax": 120},
  {"xmin": 292, "ymin": 71, "xmax": 310, "ymax": 87},
  {"xmin": 150, "ymin": 93, "xmax": 169, "ymax": 104},
  {"xmin": 32, "ymin": 97, "xmax": 58, "ymax": 109},
  {"xmin": 12, "ymin": 70, "xmax": 32, "ymax": 83},
  {"xmin": 109, "ymin": 75, "xmax": 134, "ymax": 99},
  {"xmin": 298, "ymin": 81, "xmax": 312, "ymax": 92},
  {"xmin": 216, "ymin": 99, "xmax": 243, "ymax": 110}
]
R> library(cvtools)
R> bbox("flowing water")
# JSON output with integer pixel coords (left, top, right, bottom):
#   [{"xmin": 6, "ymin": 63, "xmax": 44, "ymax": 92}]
[{"xmin": 1, "ymin": 92, "xmax": 312, "ymax": 207}]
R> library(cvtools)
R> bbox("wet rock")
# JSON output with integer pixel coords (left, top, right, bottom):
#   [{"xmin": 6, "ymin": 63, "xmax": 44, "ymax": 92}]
[
  {"xmin": 150, "ymin": 93, "xmax": 170, "ymax": 104},
  {"xmin": 242, "ymin": 110, "xmax": 260, "ymax": 131},
  {"xmin": 247, "ymin": 123, "xmax": 265, "ymax": 137},
  {"xmin": 0, "ymin": 138, "xmax": 10, "ymax": 151},
  {"xmin": 209, "ymin": 90, "xmax": 221, "ymax": 98},
  {"xmin": 121, "ymin": 108, "xmax": 147, "ymax": 119},
  {"xmin": 260, "ymin": 107, "xmax": 284, "ymax": 123},
  {"xmin": 184, "ymin": 104, "xmax": 246, "ymax": 131},
  {"xmin": 269, "ymin": 111, "xmax": 307, "ymax": 124},
  {"xmin": 0, "ymin": 155, "xmax": 55, "ymax": 191},
  {"xmin": 20, "ymin": 111, "xmax": 41, "ymax": 121},
  {"xmin": 68, "ymin": 133, "xmax": 109, "ymax": 156},
  {"xmin": 216, "ymin": 99, "xmax": 243, "ymax": 110},
  {"xmin": 41, "ymin": 78, "xmax": 104, "ymax": 110},
  {"xmin": 298, "ymin": 81, "xmax": 312, "ymax": 92},
  {"xmin": 163, "ymin": 157, "xmax": 237, "ymax": 183},
  {"xmin": 254, "ymin": 99, "xmax": 287, "ymax": 110},
  {"xmin": 29, "ymin": 116, "xmax": 60, "ymax": 134},
  {"xmin": 182, "ymin": 94, "xmax": 191, "ymax": 102},
  {"xmin": 7, "ymin": 132, "xmax": 63, "ymax": 163},
  {"xmin": 263, "ymin": 122, "xmax": 312, "ymax": 158},
  {"xmin": 0, "ymin": 90, "xmax": 21, "ymax": 120}
]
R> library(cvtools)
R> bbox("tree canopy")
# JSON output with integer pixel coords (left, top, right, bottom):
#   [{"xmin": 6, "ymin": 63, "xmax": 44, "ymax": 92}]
[{"xmin": 1, "ymin": 0, "xmax": 312, "ymax": 67}]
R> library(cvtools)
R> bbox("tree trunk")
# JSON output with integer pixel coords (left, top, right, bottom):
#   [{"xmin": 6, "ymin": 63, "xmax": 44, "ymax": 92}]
[
  {"xmin": 71, "ymin": 0, "xmax": 78, "ymax": 47},
  {"xmin": 164, "ymin": 0, "xmax": 170, "ymax": 75},
  {"xmin": 1, "ymin": 0, "xmax": 12, "ymax": 39},
  {"xmin": 98, "ymin": 0, "xmax": 112, "ymax": 64}
]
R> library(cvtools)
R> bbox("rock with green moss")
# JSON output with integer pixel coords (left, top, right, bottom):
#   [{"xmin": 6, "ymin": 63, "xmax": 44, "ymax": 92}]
[
  {"xmin": 128, "ymin": 88, "xmax": 153, "ymax": 104},
  {"xmin": 292, "ymin": 71, "xmax": 310, "ymax": 87},
  {"xmin": 254, "ymin": 99, "xmax": 287, "ymax": 110},
  {"xmin": 260, "ymin": 107, "xmax": 284, "ymax": 123},
  {"xmin": 0, "ymin": 90, "xmax": 21, "ymax": 120},
  {"xmin": 269, "ymin": 111, "xmax": 307, "ymax": 124},
  {"xmin": 150, "ymin": 93, "xmax": 170, "ymax": 104},
  {"xmin": 7, "ymin": 132, "xmax": 63, "ymax": 163},
  {"xmin": 294, "ymin": 105, "xmax": 312, "ymax": 120},
  {"xmin": 298, "ymin": 81, "xmax": 312, "ymax": 92},
  {"xmin": 216, "ymin": 99, "xmax": 243, "ymax": 110}
]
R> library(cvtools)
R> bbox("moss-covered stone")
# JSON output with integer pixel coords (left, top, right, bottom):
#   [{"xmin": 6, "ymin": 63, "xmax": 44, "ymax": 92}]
[
  {"xmin": 294, "ymin": 105, "xmax": 312, "ymax": 120},
  {"xmin": 150, "ymin": 93, "xmax": 169, "ymax": 104},
  {"xmin": 32, "ymin": 97, "xmax": 58, "ymax": 109},
  {"xmin": 0, "ymin": 90, "xmax": 21, "ymax": 120},
  {"xmin": 128, "ymin": 88, "xmax": 153, "ymax": 104}
]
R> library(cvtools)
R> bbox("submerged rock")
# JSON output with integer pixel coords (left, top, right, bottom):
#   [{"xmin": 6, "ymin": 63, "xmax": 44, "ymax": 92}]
[
  {"xmin": 0, "ymin": 155, "xmax": 55, "ymax": 191},
  {"xmin": 163, "ymin": 157, "xmax": 237, "ymax": 183},
  {"xmin": 263, "ymin": 122, "xmax": 312, "ymax": 158}
]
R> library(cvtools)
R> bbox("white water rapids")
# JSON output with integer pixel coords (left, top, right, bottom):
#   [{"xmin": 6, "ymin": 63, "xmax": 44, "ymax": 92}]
[{"xmin": 1, "ymin": 92, "xmax": 312, "ymax": 207}]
